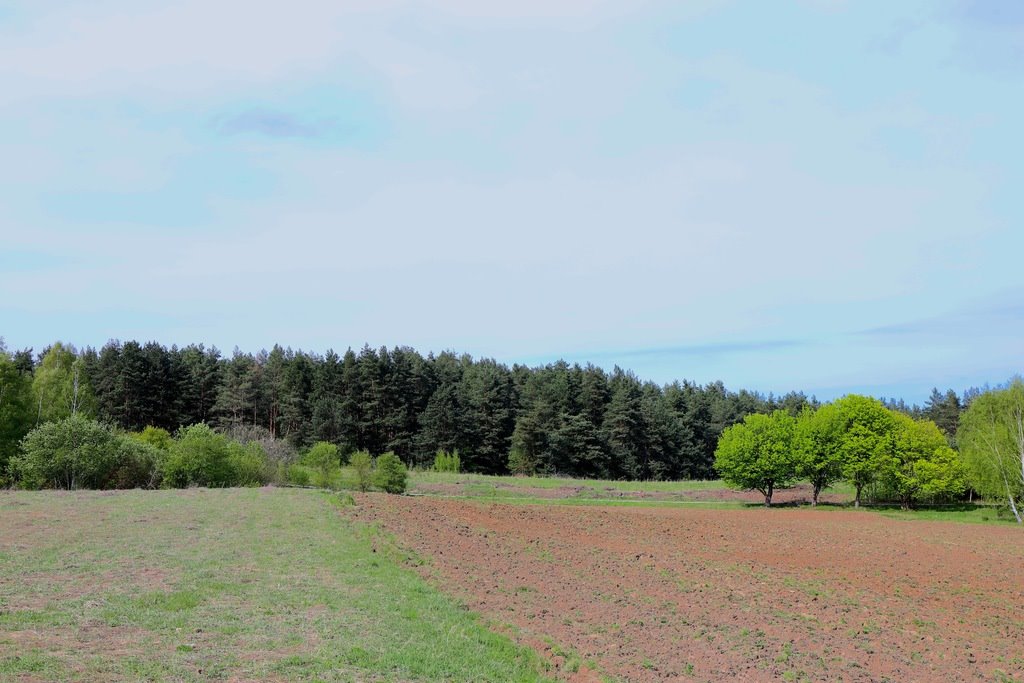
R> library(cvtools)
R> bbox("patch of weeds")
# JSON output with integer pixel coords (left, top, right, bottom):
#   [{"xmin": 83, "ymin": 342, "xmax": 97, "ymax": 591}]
[
  {"xmin": 134, "ymin": 589, "xmax": 202, "ymax": 612},
  {"xmin": 0, "ymin": 651, "xmax": 63, "ymax": 676},
  {"xmin": 776, "ymin": 642, "xmax": 794, "ymax": 664},
  {"xmin": 333, "ymin": 491, "xmax": 356, "ymax": 507}
]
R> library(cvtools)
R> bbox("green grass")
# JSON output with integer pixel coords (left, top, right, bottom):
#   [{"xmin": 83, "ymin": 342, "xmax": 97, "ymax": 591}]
[
  {"xmin": 868, "ymin": 502, "xmax": 1018, "ymax": 525},
  {"xmin": 292, "ymin": 465, "xmax": 1016, "ymax": 525},
  {"xmin": 408, "ymin": 469, "xmax": 727, "ymax": 493},
  {"xmin": 0, "ymin": 488, "xmax": 554, "ymax": 682}
]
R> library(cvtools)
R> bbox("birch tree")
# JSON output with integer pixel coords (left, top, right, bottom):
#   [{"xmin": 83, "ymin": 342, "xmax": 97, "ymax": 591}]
[{"xmin": 958, "ymin": 381, "xmax": 1024, "ymax": 523}]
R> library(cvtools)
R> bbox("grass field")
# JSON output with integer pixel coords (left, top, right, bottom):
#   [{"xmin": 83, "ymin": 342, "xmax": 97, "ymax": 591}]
[
  {"xmin": 3, "ymin": 475, "xmax": 1016, "ymax": 682},
  {"xmin": 0, "ymin": 488, "xmax": 553, "ymax": 682},
  {"xmin": 409, "ymin": 470, "xmax": 728, "ymax": 492}
]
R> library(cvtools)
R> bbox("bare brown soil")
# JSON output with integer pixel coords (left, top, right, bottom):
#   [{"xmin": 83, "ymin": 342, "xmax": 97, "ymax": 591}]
[{"xmin": 352, "ymin": 495, "xmax": 1024, "ymax": 682}]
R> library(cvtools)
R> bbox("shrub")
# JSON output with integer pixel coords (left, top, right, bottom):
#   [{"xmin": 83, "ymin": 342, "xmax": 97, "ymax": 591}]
[
  {"xmin": 375, "ymin": 452, "xmax": 408, "ymax": 494},
  {"xmin": 12, "ymin": 415, "xmax": 122, "ymax": 490},
  {"xmin": 110, "ymin": 437, "xmax": 164, "ymax": 489},
  {"xmin": 131, "ymin": 426, "xmax": 173, "ymax": 451},
  {"xmin": 432, "ymin": 449, "xmax": 461, "ymax": 473},
  {"xmin": 507, "ymin": 447, "xmax": 536, "ymax": 476},
  {"xmin": 162, "ymin": 423, "xmax": 267, "ymax": 488},
  {"xmin": 286, "ymin": 464, "xmax": 312, "ymax": 486},
  {"xmin": 228, "ymin": 441, "xmax": 269, "ymax": 487},
  {"xmin": 349, "ymin": 450, "xmax": 373, "ymax": 492},
  {"xmin": 304, "ymin": 441, "xmax": 341, "ymax": 487},
  {"xmin": 224, "ymin": 424, "xmax": 298, "ymax": 467}
]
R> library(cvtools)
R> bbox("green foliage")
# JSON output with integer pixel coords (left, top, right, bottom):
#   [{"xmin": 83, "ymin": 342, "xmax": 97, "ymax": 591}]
[
  {"xmin": 229, "ymin": 441, "xmax": 270, "ymax": 487},
  {"xmin": 31, "ymin": 342, "xmax": 97, "ymax": 424},
  {"xmin": 958, "ymin": 381, "xmax": 1024, "ymax": 522},
  {"xmin": 831, "ymin": 395, "xmax": 897, "ymax": 506},
  {"xmin": 12, "ymin": 415, "xmax": 122, "ymax": 490},
  {"xmin": 507, "ymin": 446, "xmax": 536, "ymax": 476},
  {"xmin": 793, "ymin": 404, "xmax": 846, "ymax": 505},
  {"xmin": 0, "ymin": 352, "xmax": 34, "ymax": 475},
  {"xmin": 432, "ymin": 448, "xmax": 461, "ymax": 473},
  {"xmin": 375, "ymin": 452, "xmax": 408, "ymax": 494},
  {"xmin": 162, "ymin": 423, "xmax": 268, "ymax": 488},
  {"xmin": 131, "ymin": 426, "xmax": 173, "ymax": 451},
  {"xmin": 876, "ymin": 414, "xmax": 966, "ymax": 508},
  {"xmin": 110, "ymin": 437, "xmax": 165, "ymax": 489},
  {"xmin": 304, "ymin": 441, "xmax": 340, "ymax": 487},
  {"xmin": 286, "ymin": 463, "xmax": 312, "ymax": 486},
  {"xmin": 349, "ymin": 450, "xmax": 374, "ymax": 492},
  {"xmin": 714, "ymin": 410, "xmax": 798, "ymax": 505}
]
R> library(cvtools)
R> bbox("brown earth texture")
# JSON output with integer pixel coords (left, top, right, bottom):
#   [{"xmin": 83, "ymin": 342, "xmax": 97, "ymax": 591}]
[{"xmin": 351, "ymin": 495, "xmax": 1024, "ymax": 683}]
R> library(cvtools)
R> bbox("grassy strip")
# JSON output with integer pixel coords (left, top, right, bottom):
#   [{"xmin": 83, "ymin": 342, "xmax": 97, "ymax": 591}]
[
  {"xmin": 409, "ymin": 470, "xmax": 727, "ymax": 492},
  {"xmin": 0, "ymin": 488, "xmax": 554, "ymax": 682},
  {"xmin": 420, "ymin": 491, "xmax": 1018, "ymax": 524}
]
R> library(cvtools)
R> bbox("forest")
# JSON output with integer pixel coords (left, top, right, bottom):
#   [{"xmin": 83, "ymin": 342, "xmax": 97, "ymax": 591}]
[{"xmin": 0, "ymin": 337, "xmax": 981, "ymax": 483}]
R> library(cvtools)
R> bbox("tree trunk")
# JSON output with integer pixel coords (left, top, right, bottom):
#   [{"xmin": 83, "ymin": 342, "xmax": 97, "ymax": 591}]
[
  {"xmin": 812, "ymin": 482, "xmax": 822, "ymax": 507},
  {"xmin": 1009, "ymin": 492, "xmax": 1022, "ymax": 525},
  {"xmin": 854, "ymin": 483, "xmax": 862, "ymax": 508},
  {"xmin": 1001, "ymin": 470, "xmax": 1022, "ymax": 524},
  {"xmin": 764, "ymin": 482, "xmax": 773, "ymax": 507}
]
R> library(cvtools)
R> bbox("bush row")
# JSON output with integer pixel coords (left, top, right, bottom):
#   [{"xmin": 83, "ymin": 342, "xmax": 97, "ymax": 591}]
[{"xmin": 6, "ymin": 416, "xmax": 407, "ymax": 493}]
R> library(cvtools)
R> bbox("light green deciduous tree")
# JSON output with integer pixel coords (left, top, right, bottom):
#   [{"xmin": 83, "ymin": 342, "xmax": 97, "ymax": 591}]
[
  {"xmin": 793, "ymin": 404, "xmax": 846, "ymax": 506},
  {"xmin": 958, "ymin": 381, "xmax": 1024, "ymax": 523},
  {"xmin": 880, "ymin": 414, "xmax": 966, "ymax": 509},
  {"xmin": 32, "ymin": 342, "xmax": 96, "ymax": 424},
  {"xmin": 714, "ymin": 410, "xmax": 797, "ymax": 506},
  {"xmin": 832, "ymin": 395, "xmax": 896, "ymax": 507}
]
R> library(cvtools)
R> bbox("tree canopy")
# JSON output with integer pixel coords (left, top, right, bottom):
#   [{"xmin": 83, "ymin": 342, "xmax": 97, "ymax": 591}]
[
  {"xmin": 958, "ymin": 381, "xmax": 1024, "ymax": 523},
  {"xmin": 714, "ymin": 410, "xmax": 797, "ymax": 506}
]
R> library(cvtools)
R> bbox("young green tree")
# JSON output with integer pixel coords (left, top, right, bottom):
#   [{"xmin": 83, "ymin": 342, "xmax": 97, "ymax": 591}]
[
  {"xmin": 793, "ymin": 405, "xmax": 845, "ymax": 506},
  {"xmin": 958, "ymin": 381, "xmax": 1024, "ymax": 523},
  {"xmin": 163, "ymin": 423, "xmax": 237, "ymax": 488},
  {"xmin": 832, "ymin": 395, "xmax": 897, "ymax": 507},
  {"xmin": 305, "ymin": 441, "xmax": 340, "ymax": 487},
  {"xmin": 131, "ymin": 425, "xmax": 173, "ymax": 451},
  {"xmin": 432, "ymin": 449, "xmax": 461, "ymax": 473},
  {"xmin": 714, "ymin": 410, "xmax": 797, "ymax": 506},
  {"xmin": 349, "ymin": 450, "xmax": 374, "ymax": 492},
  {"xmin": 375, "ymin": 451, "xmax": 408, "ymax": 494},
  {"xmin": 0, "ymin": 351, "xmax": 34, "ymax": 476},
  {"xmin": 12, "ymin": 415, "xmax": 121, "ymax": 490},
  {"xmin": 507, "ymin": 446, "xmax": 536, "ymax": 476},
  {"xmin": 879, "ymin": 414, "xmax": 966, "ymax": 509},
  {"xmin": 32, "ymin": 342, "xmax": 96, "ymax": 424}
]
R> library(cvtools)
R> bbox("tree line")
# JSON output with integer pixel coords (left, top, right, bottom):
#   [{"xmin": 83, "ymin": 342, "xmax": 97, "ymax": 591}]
[
  {"xmin": 0, "ymin": 337, "xmax": 1009, "ymax": 490},
  {"xmin": 714, "ymin": 395, "xmax": 964, "ymax": 509},
  {"xmin": 0, "ymin": 338, "xmax": 822, "ymax": 481},
  {"xmin": 715, "ymin": 384, "xmax": 1024, "ymax": 520}
]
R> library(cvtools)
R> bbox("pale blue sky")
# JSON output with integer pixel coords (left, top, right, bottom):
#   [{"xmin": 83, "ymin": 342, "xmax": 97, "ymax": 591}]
[{"xmin": 1, "ymin": 0, "xmax": 1022, "ymax": 402}]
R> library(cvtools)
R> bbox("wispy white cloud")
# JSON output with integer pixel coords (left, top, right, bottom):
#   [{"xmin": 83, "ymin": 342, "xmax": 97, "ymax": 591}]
[
  {"xmin": 1, "ymin": 0, "xmax": 1022, "ymax": 401},
  {"xmin": 216, "ymin": 109, "xmax": 337, "ymax": 139}
]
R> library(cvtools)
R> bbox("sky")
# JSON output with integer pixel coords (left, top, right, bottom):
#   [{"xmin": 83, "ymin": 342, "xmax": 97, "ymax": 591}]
[{"xmin": 1, "ymin": 0, "xmax": 1022, "ymax": 403}]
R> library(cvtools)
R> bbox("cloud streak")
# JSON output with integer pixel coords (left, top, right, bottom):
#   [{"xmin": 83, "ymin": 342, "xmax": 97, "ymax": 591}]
[
  {"xmin": 216, "ymin": 109, "xmax": 337, "ymax": 139},
  {"xmin": 569, "ymin": 340, "xmax": 806, "ymax": 361}
]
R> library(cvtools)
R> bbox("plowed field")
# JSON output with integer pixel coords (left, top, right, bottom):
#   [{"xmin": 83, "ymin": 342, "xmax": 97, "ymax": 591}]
[{"xmin": 353, "ymin": 495, "xmax": 1024, "ymax": 682}]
